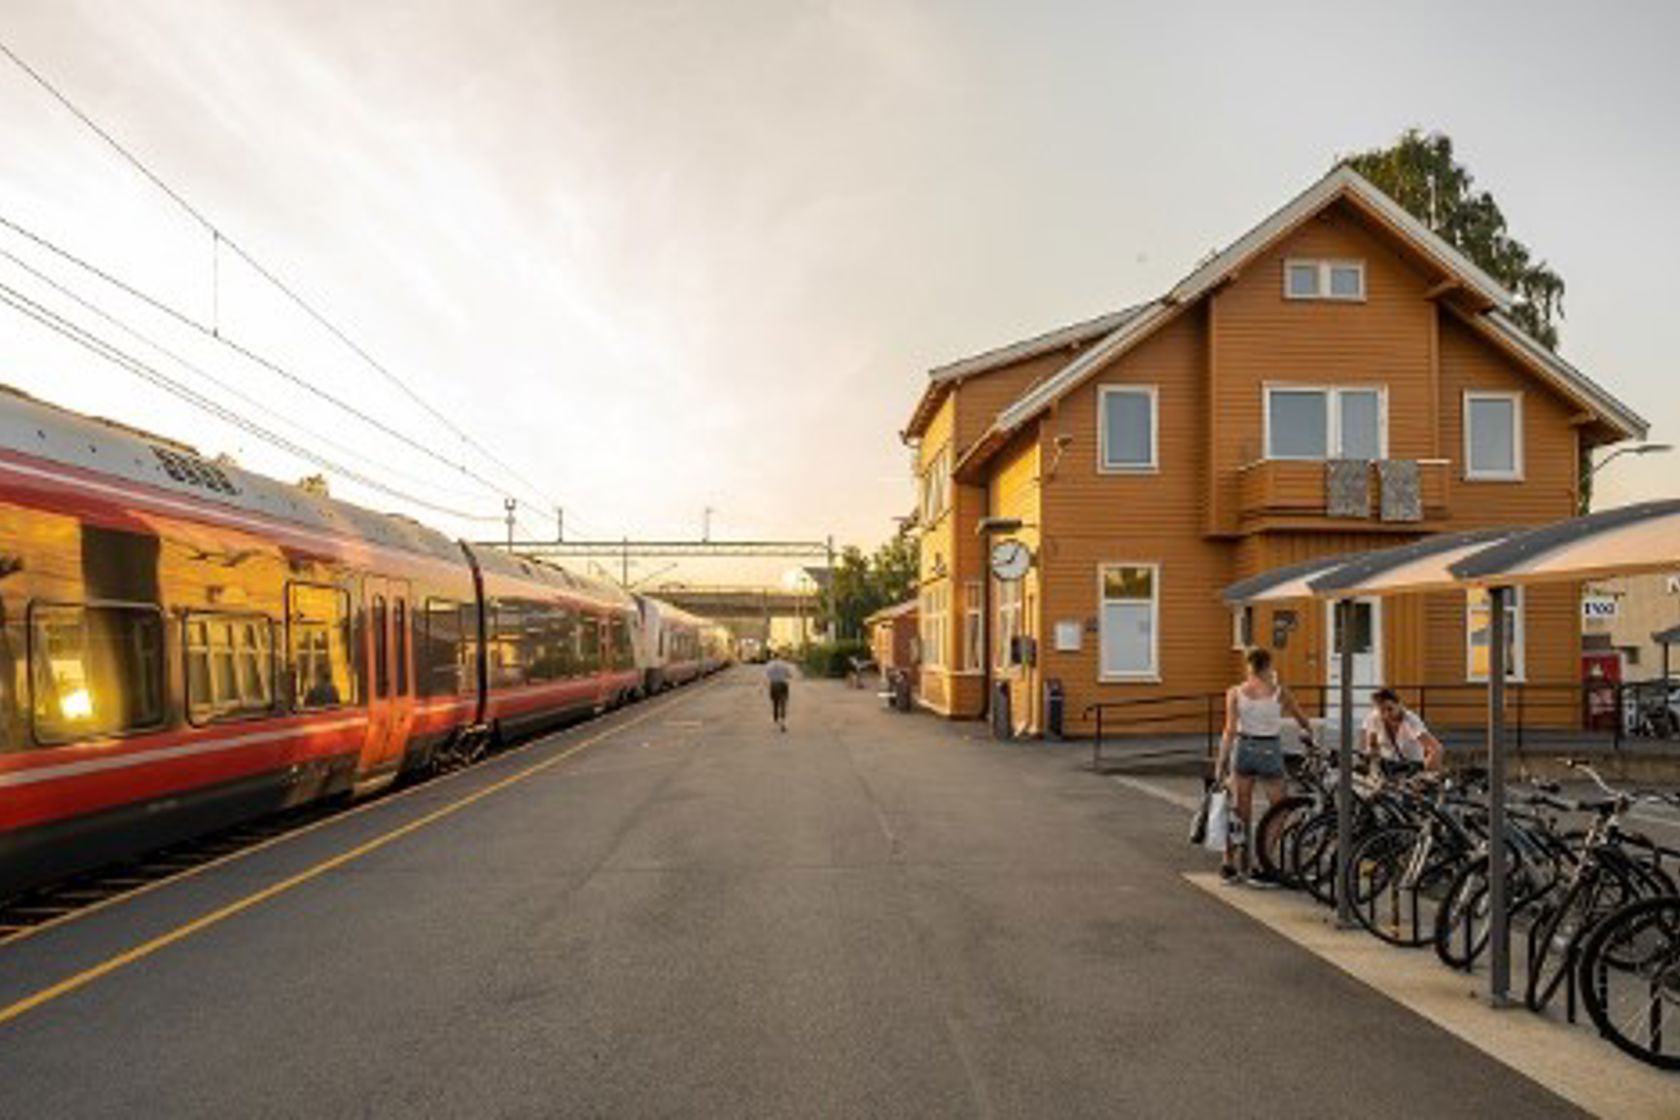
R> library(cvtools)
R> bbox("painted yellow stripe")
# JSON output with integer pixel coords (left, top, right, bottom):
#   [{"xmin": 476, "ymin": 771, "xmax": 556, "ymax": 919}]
[{"xmin": 0, "ymin": 681, "xmax": 713, "ymax": 1028}]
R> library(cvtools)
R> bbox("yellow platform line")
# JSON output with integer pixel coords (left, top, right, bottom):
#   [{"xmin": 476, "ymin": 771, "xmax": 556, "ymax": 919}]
[
  {"xmin": 0, "ymin": 682, "xmax": 713, "ymax": 1029},
  {"xmin": 1186, "ymin": 871, "xmax": 1678, "ymax": 1119},
  {"xmin": 0, "ymin": 688, "xmax": 712, "ymax": 951}
]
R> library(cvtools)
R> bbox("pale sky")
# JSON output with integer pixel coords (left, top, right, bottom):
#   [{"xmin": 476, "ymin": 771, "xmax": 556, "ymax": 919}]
[{"xmin": 1, "ymin": 1, "xmax": 1677, "ymax": 587}]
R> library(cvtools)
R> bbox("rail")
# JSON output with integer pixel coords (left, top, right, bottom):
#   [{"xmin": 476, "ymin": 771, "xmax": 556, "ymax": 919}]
[{"xmin": 1082, "ymin": 677, "xmax": 1680, "ymax": 772}]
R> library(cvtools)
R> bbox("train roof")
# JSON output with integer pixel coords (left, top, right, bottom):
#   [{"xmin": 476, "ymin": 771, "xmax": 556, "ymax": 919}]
[
  {"xmin": 474, "ymin": 545, "xmax": 635, "ymax": 608},
  {"xmin": 0, "ymin": 385, "xmax": 468, "ymax": 564}
]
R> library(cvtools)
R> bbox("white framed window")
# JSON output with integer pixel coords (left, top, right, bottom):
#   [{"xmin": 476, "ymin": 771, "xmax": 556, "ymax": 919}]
[
  {"xmin": 1097, "ymin": 385, "xmax": 1158, "ymax": 473},
  {"xmin": 1264, "ymin": 385, "xmax": 1386, "ymax": 461},
  {"xmin": 919, "ymin": 583, "xmax": 949, "ymax": 669},
  {"xmin": 1464, "ymin": 391, "xmax": 1523, "ymax": 481},
  {"xmin": 994, "ymin": 579, "xmax": 1022, "ymax": 669},
  {"xmin": 1466, "ymin": 587, "xmax": 1525, "ymax": 681},
  {"xmin": 1231, "ymin": 606, "xmax": 1253, "ymax": 652},
  {"xmin": 1098, "ymin": 563, "xmax": 1159, "ymax": 680},
  {"xmin": 962, "ymin": 581, "xmax": 983, "ymax": 671},
  {"xmin": 919, "ymin": 445, "xmax": 952, "ymax": 524},
  {"xmin": 1283, "ymin": 258, "xmax": 1366, "ymax": 301}
]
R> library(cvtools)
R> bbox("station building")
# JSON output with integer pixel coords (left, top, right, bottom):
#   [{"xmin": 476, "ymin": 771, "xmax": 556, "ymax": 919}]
[{"xmin": 901, "ymin": 166, "xmax": 1647, "ymax": 736}]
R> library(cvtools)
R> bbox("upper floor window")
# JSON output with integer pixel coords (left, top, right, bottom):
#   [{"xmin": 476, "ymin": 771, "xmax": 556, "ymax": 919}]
[
  {"xmin": 1098, "ymin": 385, "xmax": 1157, "ymax": 472},
  {"xmin": 1464, "ymin": 391, "xmax": 1523, "ymax": 480},
  {"xmin": 1265, "ymin": 385, "xmax": 1385, "ymax": 461},
  {"xmin": 1285, "ymin": 259, "xmax": 1365, "ymax": 301},
  {"xmin": 919, "ymin": 445, "xmax": 951, "ymax": 525}
]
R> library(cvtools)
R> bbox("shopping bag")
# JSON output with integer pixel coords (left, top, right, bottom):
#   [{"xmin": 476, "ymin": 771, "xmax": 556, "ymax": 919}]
[
  {"xmin": 1202, "ymin": 789, "xmax": 1231, "ymax": 852},
  {"xmin": 1188, "ymin": 791, "xmax": 1210, "ymax": 846}
]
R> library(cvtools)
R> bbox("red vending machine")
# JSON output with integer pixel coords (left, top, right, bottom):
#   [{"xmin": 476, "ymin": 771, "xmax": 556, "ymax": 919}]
[{"xmin": 1581, "ymin": 651, "xmax": 1623, "ymax": 732}]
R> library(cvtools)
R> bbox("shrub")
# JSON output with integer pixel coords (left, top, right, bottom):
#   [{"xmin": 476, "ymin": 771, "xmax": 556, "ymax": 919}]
[{"xmin": 799, "ymin": 640, "xmax": 872, "ymax": 679}]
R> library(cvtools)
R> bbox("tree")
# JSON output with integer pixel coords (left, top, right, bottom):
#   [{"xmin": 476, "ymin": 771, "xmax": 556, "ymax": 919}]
[
  {"xmin": 1342, "ymin": 130, "xmax": 1565, "ymax": 350},
  {"xmin": 1342, "ymin": 130, "xmax": 1585, "ymax": 504},
  {"xmin": 817, "ymin": 531, "xmax": 921, "ymax": 640}
]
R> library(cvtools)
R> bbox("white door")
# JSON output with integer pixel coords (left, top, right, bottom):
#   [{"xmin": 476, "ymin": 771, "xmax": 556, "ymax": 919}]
[{"xmin": 1325, "ymin": 598, "xmax": 1382, "ymax": 736}]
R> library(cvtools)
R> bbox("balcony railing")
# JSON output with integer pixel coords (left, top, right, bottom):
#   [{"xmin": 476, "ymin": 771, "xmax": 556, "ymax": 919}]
[{"xmin": 1237, "ymin": 458, "xmax": 1449, "ymax": 524}]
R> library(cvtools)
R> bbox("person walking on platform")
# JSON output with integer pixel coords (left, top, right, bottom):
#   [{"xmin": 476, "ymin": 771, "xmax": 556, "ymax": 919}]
[{"xmin": 764, "ymin": 651, "xmax": 794, "ymax": 732}]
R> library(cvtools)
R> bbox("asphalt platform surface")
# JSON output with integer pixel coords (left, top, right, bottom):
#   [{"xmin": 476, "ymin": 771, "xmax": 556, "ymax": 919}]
[{"xmin": 0, "ymin": 668, "xmax": 1589, "ymax": 1118}]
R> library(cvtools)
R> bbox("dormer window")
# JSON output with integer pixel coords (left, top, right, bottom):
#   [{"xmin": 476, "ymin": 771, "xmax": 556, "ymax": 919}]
[{"xmin": 1284, "ymin": 259, "xmax": 1365, "ymax": 302}]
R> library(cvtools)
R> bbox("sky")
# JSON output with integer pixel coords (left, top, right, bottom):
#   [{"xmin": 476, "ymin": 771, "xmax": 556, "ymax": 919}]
[{"xmin": 0, "ymin": 1, "xmax": 1677, "ymax": 588}]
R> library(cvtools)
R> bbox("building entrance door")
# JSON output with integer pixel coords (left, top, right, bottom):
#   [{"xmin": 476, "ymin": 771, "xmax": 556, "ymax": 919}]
[{"xmin": 1324, "ymin": 597, "xmax": 1382, "ymax": 736}]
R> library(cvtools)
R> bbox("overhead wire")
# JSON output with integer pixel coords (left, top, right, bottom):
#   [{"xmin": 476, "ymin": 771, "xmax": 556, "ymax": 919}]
[
  {"xmin": 0, "ymin": 34, "xmax": 568, "ymax": 518},
  {"xmin": 0, "ymin": 241, "xmax": 496, "ymax": 507},
  {"xmin": 0, "ymin": 210, "xmax": 517, "ymax": 507},
  {"xmin": 0, "ymin": 276, "xmax": 502, "ymax": 522}
]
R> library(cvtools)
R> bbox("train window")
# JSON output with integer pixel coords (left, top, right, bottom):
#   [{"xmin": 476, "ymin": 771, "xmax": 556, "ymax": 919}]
[
  {"xmin": 288, "ymin": 583, "xmax": 353, "ymax": 710},
  {"xmin": 490, "ymin": 600, "xmax": 526, "ymax": 687},
  {"xmin": 579, "ymin": 616, "xmax": 601, "ymax": 673},
  {"xmin": 553, "ymin": 608, "xmax": 579, "ymax": 678},
  {"xmin": 184, "ymin": 613, "xmax": 275, "ymax": 724},
  {"xmin": 610, "ymin": 617, "xmax": 630, "ymax": 670},
  {"xmin": 371, "ymin": 596, "xmax": 389, "ymax": 698},
  {"xmin": 393, "ymin": 599, "xmax": 409, "ymax": 697},
  {"xmin": 29, "ymin": 602, "xmax": 166, "ymax": 745}
]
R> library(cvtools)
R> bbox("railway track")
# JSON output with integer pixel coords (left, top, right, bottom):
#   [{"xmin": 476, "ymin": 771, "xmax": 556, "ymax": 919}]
[{"xmin": 0, "ymin": 801, "xmax": 345, "ymax": 946}]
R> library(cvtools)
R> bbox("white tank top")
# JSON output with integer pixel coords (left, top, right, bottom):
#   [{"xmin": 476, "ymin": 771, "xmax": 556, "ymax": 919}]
[{"xmin": 1236, "ymin": 687, "xmax": 1283, "ymax": 737}]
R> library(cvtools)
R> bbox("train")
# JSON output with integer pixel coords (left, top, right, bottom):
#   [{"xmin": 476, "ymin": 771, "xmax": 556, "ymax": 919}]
[{"xmin": 0, "ymin": 388, "xmax": 731, "ymax": 902}]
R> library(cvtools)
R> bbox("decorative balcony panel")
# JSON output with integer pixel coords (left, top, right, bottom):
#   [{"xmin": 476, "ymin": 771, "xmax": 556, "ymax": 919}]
[{"xmin": 1238, "ymin": 459, "xmax": 1447, "ymax": 524}]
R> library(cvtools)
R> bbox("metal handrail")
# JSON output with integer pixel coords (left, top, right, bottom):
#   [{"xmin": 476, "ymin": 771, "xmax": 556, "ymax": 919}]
[{"xmin": 1080, "ymin": 677, "xmax": 1680, "ymax": 773}]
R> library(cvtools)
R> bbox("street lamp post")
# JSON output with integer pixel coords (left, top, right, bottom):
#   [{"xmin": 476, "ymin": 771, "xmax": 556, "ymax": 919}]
[
  {"xmin": 1582, "ymin": 442, "xmax": 1671, "ymax": 513},
  {"xmin": 1587, "ymin": 442, "xmax": 1672, "ymax": 480}
]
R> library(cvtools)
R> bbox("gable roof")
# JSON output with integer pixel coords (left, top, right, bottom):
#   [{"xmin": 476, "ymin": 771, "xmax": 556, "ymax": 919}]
[
  {"xmin": 955, "ymin": 165, "xmax": 1645, "ymax": 476},
  {"xmin": 901, "ymin": 303, "xmax": 1150, "ymax": 440}
]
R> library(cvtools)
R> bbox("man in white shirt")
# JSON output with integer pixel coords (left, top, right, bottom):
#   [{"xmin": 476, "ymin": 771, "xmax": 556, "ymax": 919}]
[
  {"xmin": 1362, "ymin": 687, "xmax": 1444, "ymax": 772},
  {"xmin": 764, "ymin": 653, "xmax": 794, "ymax": 732}
]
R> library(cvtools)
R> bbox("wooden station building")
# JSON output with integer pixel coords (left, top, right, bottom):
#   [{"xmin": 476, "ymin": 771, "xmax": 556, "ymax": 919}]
[{"xmin": 901, "ymin": 166, "xmax": 1647, "ymax": 736}]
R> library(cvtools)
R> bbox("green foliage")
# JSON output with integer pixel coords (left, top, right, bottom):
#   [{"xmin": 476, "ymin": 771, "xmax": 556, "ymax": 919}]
[
  {"xmin": 800, "ymin": 639, "xmax": 872, "ymax": 679},
  {"xmin": 818, "ymin": 531, "xmax": 920, "ymax": 640},
  {"xmin": 1341, "ymin": 130, "xmax": 1565, "ymax": 350}
]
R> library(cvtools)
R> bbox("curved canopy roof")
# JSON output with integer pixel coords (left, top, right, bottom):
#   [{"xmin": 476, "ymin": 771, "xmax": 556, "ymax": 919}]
[{"xmin": 1448, "ymin": 499, "xmax": 1680, "ymax": 587}]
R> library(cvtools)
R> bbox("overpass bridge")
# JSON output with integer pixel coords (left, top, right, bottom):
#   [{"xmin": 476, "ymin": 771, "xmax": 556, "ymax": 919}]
[{"xmin": 650, "ymin": 586, "xmax": 818, "ymax": 616}]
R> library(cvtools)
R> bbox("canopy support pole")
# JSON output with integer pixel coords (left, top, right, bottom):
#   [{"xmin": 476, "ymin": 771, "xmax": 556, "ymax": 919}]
[
  {"xmin": 1487, "ymin": 584, "xmax": 1512, "ymax": 1007},
  {"xmin": 1334, "ymin": 597, "xmax": 1356, "ymax": 929}
]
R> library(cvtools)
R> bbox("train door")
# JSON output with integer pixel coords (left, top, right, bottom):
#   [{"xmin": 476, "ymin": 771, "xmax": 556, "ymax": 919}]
[{"xmin": 359, "ymin": 577, "xmax": 414, "ymax": 776}]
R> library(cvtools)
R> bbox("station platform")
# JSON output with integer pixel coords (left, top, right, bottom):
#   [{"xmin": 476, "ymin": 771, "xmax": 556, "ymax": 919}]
[{"xmin": 0, "ymin": 668, "xmax": 1608, "ymax": 1117}]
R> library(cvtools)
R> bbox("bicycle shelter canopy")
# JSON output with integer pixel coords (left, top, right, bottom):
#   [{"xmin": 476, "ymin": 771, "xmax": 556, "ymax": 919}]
[
  {"xmin": 1220, "ymin": 554, "xmax": 1352, "ymax": 607},
  {"xmin": 1448, "ymin": 499, "xmax": 1680, "ymax": 586}
]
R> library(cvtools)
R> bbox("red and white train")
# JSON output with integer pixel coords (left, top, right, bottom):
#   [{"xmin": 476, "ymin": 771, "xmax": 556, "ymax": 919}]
[{"xmin": 0, "ymin": 389, "xmax": 730, "ymax": 901}]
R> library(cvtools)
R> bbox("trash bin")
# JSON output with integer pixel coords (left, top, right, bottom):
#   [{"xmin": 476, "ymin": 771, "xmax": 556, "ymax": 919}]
[
  {"xmin": 992, "ymin": 680, "xmax": 1013, "ymax": 740},
  {"xmin": 892, "ymin": 669, "xmax": 913, "ymax": 712},
  {"xmin": 1043, "ymin": 678, "xmax": 1064, "ymax": 740}
]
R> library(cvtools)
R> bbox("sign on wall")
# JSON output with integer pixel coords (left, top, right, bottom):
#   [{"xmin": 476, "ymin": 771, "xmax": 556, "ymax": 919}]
[
  {"xmin": 1054, "ymin": 621, "xmax": 1082, "ymax": 652},
  {"xmin": 1582, "ymin": 595, "xmax": 1619, "ymax": 621}
]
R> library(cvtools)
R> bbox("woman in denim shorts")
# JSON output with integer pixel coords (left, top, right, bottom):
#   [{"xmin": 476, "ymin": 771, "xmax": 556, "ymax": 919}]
[{"xmin": 1215, "ymin": 647, "xmax": 1313, "ymax": 883}]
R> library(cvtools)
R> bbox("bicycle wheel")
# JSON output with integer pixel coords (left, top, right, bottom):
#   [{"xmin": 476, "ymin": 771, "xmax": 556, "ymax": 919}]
[
  {"xmin": 1578, "ymin": 895, "xmax": 1680, "ymax": 1071},
  {"xmin": 1344, "ymin": 825, "xmax": 1463, "ymax": 948},
  {"xmin": 1288, "ymin": 809, "xmax": 1341, "ymax": 907},
  {"xmin": 1434, "ymin": 856, "xmax": 1493, "ymax": 970},
  {"xmin": 1432, "ymin": 852, "xmax": 1549, "ymax": 971},
  {"xmin": 1526, "ymin": 865, "xmax": 1635, "ymax": 1014},
  {"xmin": 1256, "ymin": 795, "xmax": 1314, "ymax": 887}
]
